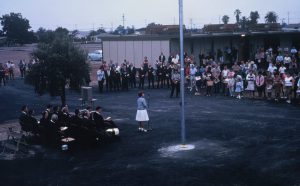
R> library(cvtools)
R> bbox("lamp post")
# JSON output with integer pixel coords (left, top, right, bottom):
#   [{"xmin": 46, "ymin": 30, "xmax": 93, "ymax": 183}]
[{"xmin": 179, "ymin": 0, "xmax": 186, "ymax": 145}]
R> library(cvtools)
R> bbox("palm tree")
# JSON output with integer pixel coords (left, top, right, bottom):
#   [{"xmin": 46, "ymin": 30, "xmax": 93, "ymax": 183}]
[
  {"xmin": 240, "ymin": 16, "xmax": 249, "ymax": 30},
  {"xmin": 234, "ymin": 9, "xmax": 242, "ymax": 23},
  {"xmin": 265, "ymin": 11, "xmax": 278, "ymax": 23},
  {"xmin": 250, "ymin": 11, "xmax": 260, "ymax": 25},
  {"xmin": 222, "ymin": 15, "xmax": 230, "ymax": 24}
]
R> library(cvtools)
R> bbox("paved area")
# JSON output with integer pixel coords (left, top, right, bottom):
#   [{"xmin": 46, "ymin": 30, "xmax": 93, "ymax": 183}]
[{"xmin": 0, "ymin": 78, "xmax": 299, "ymax": 186}]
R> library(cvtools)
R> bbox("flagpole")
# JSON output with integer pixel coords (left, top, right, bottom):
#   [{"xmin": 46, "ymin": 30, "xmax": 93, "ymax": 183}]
[{"xmin": 179, "ymin": 0, "xmax": 186, "ymax": 145}]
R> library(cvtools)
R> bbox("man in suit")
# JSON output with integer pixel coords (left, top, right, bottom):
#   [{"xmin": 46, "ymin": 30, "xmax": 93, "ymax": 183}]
[
  {"xmin": 159, "ymin": 52, "xmax": 166, "ymax": 65},
  {"xmin": 156, "ymin": 63, "xmax": 164, "ymax": 88},
  {"xmin": 121, "ymin": 63, "xmax": 129, "ymax": 91},
  {"xmin": 138, "ymin": 65, "xmax": 145, "ymax": 89},
  {"xmin": 128, "ymin": 63, "xmax": 137, "ymax": 88},
  {"xmin": 93, "ymin": 106, "xmax": 117, "ymax": 132},
  {"xmin": 19, "ymin": 105, "xmax": 29, "ymax": 131},
  {"xmin": 148, "ymin": 65, "xmax": 155, "ymax": 89},
  {"xmin": 27, "ymin": 109, "xmax": 40, "ymax": 135},
  {"xmin": 93, "ymin": 106, "xmax": 105, "ymax": 131}
]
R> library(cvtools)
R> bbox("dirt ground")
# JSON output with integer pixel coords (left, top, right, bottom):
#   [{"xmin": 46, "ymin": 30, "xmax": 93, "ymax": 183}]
[
  {"xmin": 0, "ymin": 46, "xmax": 299, "ymax": 186},
  {"xmin": 0, "ymin": 44, "xmax": 101, "ymax": 84}
]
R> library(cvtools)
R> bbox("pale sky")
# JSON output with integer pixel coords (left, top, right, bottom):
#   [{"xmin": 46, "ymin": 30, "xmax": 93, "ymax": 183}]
[{"xmin": 1, "ymin": 0, "xmax": 300, "ymax": 31}]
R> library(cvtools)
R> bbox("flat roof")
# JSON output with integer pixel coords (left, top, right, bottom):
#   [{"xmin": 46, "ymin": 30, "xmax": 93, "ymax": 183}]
[{"xmin": 101, "ymin": 31, "xmax": 300, "ymax": 41}]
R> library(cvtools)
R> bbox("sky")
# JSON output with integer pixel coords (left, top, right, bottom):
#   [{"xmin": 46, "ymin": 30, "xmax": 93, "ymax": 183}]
[{"xmin": 1, "ymin": 0, "xmax": 300, "ymax": 31}]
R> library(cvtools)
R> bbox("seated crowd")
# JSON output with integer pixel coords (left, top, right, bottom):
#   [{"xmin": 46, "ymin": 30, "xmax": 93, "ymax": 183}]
[{"xmin": 18, "ymin": 104, "xmax": 119, "ymax": 149}]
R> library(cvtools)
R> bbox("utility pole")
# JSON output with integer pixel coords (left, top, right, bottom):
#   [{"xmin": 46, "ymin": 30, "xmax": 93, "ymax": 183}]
[
  {"xmin": 122, "ymin": 13, "xmax": 126, "ymax": 28},
  {"xmin": 288, "ymin": 12, "xmax": 290, "ymax": 25}
]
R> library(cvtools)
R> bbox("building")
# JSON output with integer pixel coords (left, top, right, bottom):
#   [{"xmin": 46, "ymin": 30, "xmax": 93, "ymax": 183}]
[{"xmin": 102, "ymin": 25, "xmax": 300, "ymax": 67}]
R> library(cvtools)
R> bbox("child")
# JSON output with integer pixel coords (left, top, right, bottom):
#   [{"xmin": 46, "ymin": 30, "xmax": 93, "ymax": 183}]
[
  {"xmin": 228, "ymin": 74, "xmax": 235, "ymax": 97},
  {"xmin": 235, "ymin": 76, "xmax": 243, "ymax": 99}
]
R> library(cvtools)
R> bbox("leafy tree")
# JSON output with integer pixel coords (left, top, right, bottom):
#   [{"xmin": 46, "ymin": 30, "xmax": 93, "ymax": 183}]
[
  {"xmin": 249, "ymin": 11, "xmax": 260, "ymax": 25},
  {"xmin": 240, "ymin": 16, "xmax": 249, "ymax": 30},
  {"xmin": 146, "ymin": 22, "xmax": 161, "ymax": 27},
  {"xmin": 70, "ymin": 29, "xmax": 79, "ymax": 39},
  {"xmin": 234, "ymin": 9, "xmax": 242, "ymax": 23},
  {"xmin": 36, "ymin": 27, "xmax": 55, "ymax": 43},
  {"xmin": 87, "ymin": 28, "xmax": 106, "ymax": 40},
  {"xmin": 222, "ymin": 15, "xmax": 230, "ymax": 24},
  {"xmin": 0, "ymin": 12, "xmax": 35, "ymax": 45},
  {"xmin": 113, "ymin": 25, "xmax": 126, "ymax": 35},
  {"xmin": 265, "ymin": 11, "xmax": 278, "ymax": 23},
  {"xmin": 26, "ymin": 32, "xmax": 90, "ymax": 106},
  {"xmin": 127, "ymin": 26, "xmax": 135, "ymax": 35}
]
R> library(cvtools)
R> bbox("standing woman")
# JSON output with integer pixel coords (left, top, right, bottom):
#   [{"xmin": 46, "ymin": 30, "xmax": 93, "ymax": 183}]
[
  {"xmin": 136, "ymin": 91, "xmax": 149, "ymax": 132},
  {"xmin": 284, "ymin": 72, "xmax": 294, "ymax": 104}
]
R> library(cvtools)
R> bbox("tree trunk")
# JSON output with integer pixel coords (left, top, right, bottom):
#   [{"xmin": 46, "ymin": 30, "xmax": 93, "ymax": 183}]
[{"xmin": 60, "ymin": 81, "xmax": 66, "ymax": 106}]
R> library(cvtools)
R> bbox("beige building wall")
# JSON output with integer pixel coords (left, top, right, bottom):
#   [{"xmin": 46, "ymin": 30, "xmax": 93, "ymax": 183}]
[{"xmin": 103, "ymin": 40, "xmax": 170, "ymax": 67}]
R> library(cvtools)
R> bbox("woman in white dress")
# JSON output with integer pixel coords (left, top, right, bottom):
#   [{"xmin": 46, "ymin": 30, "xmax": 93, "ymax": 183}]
[
  {"xmin": 136, "ymin": 91, "xmax": 149, "ymax": 132},
  {"xmin": 245, "ymin": 71, "xmax": 256, "ymax": 98}
]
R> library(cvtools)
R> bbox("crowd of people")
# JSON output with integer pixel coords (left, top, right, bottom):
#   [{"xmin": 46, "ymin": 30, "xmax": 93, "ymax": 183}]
[
  {"xmin": 0, "ymin": 59, "xmax": 34, "ymax": 86},
  {"xmin": 97, "ymin": 47, "xmax": 300, "ymax": 104},
  {"xmin": 19, "ymin": 104, "xmax": 119, "ymax": 149}
]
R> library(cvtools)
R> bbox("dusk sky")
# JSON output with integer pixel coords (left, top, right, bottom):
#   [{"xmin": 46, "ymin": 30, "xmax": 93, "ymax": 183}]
[{"xmin": 1, "ymin": 0, "xmax": 300, "ymax": 31}]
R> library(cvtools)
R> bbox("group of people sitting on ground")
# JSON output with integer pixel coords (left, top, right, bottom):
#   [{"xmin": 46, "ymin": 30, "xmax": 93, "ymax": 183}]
[{"xmin": 18, "ymin": 104, "xmax": 119, "ymax": 149}]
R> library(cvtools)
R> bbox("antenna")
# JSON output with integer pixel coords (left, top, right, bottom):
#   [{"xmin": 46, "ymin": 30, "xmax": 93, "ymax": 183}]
[{"xmin": 122, "ymin": 13, "xmax": 126, "ymax": 28}]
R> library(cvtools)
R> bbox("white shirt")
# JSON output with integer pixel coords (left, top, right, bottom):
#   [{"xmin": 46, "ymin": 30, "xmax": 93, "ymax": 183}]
[
  {"xmin": 267, "ymin": 66, "xmax": 277, "ymax": 74},
  {"xmin": 291, "ymin": 48, "xmax": 297, "ymax": 54},
  {"xmin": 190, "ymin": 67, "xmax": 197, "ymax": 76},
  {"xmin": 284, "ymin": 77, "xmax": 293, "ymax": 87},
  {"xmin": 97, "ymin": 70, "xmax": 105, "ymax": 81},
  {"xmin": 279, "ymin": 67, "xmax": 286, "ymax": 74},
  {"xmin": 283, "ymin": 56, "xmax": 291, "ymax": 64},
  {"xmin": 276, "ymin": 55, "xmax": 284, "ymax": 62},
  {"xmin": 246, "ymin": 74, "xmax": 256, "ymax": 81},
  {"xmin": 222, "ymin": 69, "xmax": 229, "ymax": 78}
]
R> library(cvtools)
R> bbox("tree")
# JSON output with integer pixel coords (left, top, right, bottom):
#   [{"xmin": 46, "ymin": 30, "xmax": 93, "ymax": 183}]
[
  {"xmin": 250, "ymin": 11, "xmax": 260, "ymax": 25},
  {"xmin": 113, "ymin": 25, "xmax": 125, "ymax": 35},
  {"xmin": 265, "ymin": 11, "xmax": 278, "ymax": 23},
  {"xmin": 240, "ymin": 16, "xmax": 249, "ymax": 30},
  {"xmin": 127, "ymin": 26, "xmax": 135, "ymax": 35},
  {"xmin": 26, "ymin": 31, "xmax": 90, "ymax": 106},
  {"xmin": 87, "ymin": 28, "xmax": 106, "ymax": 40},
  {"xmin": 0, "ymin": 12, "xmax": 35, "ymax": 45},
  {"xmin": 36, "ymin": 27, "xmax": 55, "ymax": 43},
  {"xmin": 222, "ymin": 15, "xmax": 230, "ymax": 24},
  {"xmin": 234, "ymin": 9, "xmax": 242, "ymax": 23}
]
